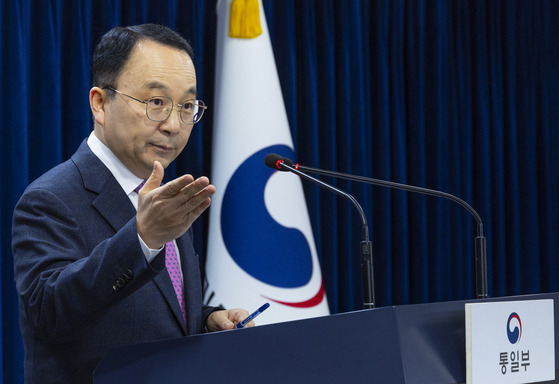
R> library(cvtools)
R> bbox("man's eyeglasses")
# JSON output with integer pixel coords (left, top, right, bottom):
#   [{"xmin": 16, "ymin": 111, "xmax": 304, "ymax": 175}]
[{"xmin": 104, "ymin": 87, "xmax": 207, "ymax": 125}]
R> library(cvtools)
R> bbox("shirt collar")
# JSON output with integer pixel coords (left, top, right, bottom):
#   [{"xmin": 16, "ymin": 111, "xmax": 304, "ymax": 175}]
[{"xmin": 87, "ymin": 132, "xmax": 144, "ymax": 196}]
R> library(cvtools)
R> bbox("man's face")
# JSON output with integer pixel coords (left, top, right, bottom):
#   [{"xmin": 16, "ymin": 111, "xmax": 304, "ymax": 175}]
[{"xmin": 99, "ymin": 40, "xmax": 197, "ymax": 179}]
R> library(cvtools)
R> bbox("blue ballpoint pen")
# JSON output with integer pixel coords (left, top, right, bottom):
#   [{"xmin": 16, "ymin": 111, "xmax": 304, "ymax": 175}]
[{"xmin": 236, "ymin": 303, "xmax": 270, "ymax": 329}]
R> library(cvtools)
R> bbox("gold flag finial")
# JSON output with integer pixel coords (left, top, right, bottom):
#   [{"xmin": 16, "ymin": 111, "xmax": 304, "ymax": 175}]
[{"xmin": 229, "ymin": 0, "xmax": 263, "ymax": 38}]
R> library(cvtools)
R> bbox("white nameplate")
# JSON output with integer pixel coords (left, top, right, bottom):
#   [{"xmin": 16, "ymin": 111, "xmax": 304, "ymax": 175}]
[{"xmin": 465, "ymin": 299, "xmax": 555, "ymax": 384}]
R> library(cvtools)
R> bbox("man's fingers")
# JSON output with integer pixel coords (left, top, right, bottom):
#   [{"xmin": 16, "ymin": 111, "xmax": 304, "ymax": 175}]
[
  {"xmin": 179, "ymin": 176, "xmax": 210, "ymax": 192},
  {"xmin": 156, "ymin": 174, "xmax": 195, "ymax": 198},
  {"xmin": 182, "ymin": 184, "xmax": 215, "ymax": 212},
  {"xmin": 141, "ymin": 161, "xmax": 165, "ymax": 193},
  {"xmin": 177, "ymin": 176, "xmax": 211, "ymax": 202},
  {"xmin": 161, "ymin": 176, "xmax": 214, "ymax": 207},
  {"xmin": 181, "ymin": 197, "xmax": 212, "ymax": 223}
]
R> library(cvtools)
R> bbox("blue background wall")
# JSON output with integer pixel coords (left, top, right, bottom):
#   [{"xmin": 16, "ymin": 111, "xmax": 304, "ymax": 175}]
[{"xmin": 2, "ymin": 1, "xmax": 558, "ymax": 382}]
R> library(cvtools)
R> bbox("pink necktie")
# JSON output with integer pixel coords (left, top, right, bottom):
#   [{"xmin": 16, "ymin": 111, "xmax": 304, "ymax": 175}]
[
  {"xmin": 165, "ymin": 241, "xmax": 187, "ymax": 324},
  {"xmin": 135, "ymin": 181, "xmax": 186, "ymax": 325}
]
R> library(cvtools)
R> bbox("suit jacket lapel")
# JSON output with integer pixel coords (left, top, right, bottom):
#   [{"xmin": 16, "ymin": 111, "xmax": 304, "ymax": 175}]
[
  {"xmin": 152, "ymin": 257, "xmax": 188, "ymax": 334},
  {"xmin": 151, "ymin": 232, "xmax": 200, "ymax": 336},
  {"xmin": 176, "ymin": 233, "xmax": 201, "ymax": 335},
  {"xmin": 92, "ymin": 181, "xmax": 136, "ymax": 232},
  {"xmin": 72, "ymin": 140, "xmax": 135, "ymax": 231}
]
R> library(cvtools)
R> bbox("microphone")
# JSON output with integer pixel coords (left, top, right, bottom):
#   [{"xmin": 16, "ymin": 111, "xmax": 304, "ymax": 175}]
[
  {"xmin": 264, "ymin": 154, "xmax": 293, "ymax": 170},
  {"xmin": 266, "ymin": 153, "xmax": 489, "ymax": 300},
  {"xmin": 264, "ymin": 153, "xmax": 376, "ymax": 309}
]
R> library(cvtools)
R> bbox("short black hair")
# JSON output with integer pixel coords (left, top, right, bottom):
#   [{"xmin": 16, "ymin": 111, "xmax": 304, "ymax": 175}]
[{"xmin": 91, "ymin": 24, "xmax": 194, "ymax": 92}]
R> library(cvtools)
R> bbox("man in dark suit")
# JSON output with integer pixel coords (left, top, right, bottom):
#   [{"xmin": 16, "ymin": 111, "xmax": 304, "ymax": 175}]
[{"xmin": 12, "ymin": 24, "xmax": 250, "ymax": 383}]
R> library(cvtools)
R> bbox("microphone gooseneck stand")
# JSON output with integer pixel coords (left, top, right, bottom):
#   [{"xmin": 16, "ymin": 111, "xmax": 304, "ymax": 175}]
[
  {"xmin": 277, "ymin": 162, "xmax": 376, "ymax": 310},
  {"xmin": 296, "ymin": 164, "xmax": 489, "ymax": 299}
]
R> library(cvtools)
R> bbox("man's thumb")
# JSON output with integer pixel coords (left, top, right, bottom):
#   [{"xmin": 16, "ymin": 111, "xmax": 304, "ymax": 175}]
[{"xmin": 141, "ymin": 161, "xmax": 164, "ymax": 192}]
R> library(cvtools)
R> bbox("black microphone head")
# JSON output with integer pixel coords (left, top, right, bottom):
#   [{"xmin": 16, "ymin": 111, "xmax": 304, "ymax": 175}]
[{"xmin": 264, "ymin": 153, "xmax": 294, "ymax": 171}]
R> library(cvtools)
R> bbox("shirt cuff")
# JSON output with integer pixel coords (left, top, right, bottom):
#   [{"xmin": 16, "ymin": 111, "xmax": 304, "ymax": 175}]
[{"xmin": 138, "ymin": 234, "xmax": 164, "ymax": 263}]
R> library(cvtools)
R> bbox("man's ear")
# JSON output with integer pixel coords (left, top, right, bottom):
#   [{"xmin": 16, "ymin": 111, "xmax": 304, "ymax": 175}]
[{"xmin": 89, "ymin": 87, "xmax": 107, "ymax": 127}]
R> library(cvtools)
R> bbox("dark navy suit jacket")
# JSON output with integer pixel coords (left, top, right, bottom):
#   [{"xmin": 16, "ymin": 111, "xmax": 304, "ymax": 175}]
[{"xmin": 12, "ymin": 141, "xmax": 217, "ymax": 383}]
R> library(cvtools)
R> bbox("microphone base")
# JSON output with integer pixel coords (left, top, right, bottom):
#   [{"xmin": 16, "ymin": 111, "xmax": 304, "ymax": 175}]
[
  {"xmin": 361, "ymin": 239, "xmax": 375, "ymax": 309},
  {"xmin": 475, "ymin": 236, "xmax": 489, "ymax": 299}
]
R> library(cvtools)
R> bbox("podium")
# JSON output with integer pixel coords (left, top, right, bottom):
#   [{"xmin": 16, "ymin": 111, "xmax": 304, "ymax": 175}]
[{"xmin": 95, "ymin": 293, "xmax": 559, "ymax": 383}]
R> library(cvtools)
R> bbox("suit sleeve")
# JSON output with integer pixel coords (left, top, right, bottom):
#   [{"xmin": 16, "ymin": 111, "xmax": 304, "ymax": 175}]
[{"xmin": 12, "ymin": 187, "xmax": 166, "ymax": 343}]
